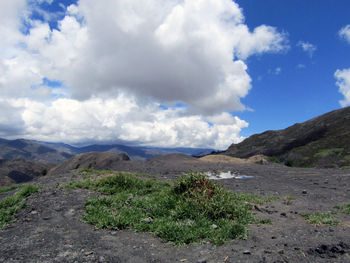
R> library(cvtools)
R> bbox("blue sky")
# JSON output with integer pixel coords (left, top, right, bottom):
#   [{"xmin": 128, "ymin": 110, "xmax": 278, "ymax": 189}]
[
  {"xmin": 0, "ymin": 0, "xmax": 350, "ymax": 149},
  {"xmin": 235, "ymin": 0, "xmax": 350, "ymax": 136}
]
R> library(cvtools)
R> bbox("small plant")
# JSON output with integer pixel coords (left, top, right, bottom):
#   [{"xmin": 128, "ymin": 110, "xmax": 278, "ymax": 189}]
[
  {"xmin": 0, "ymin": 184, "xmax": 23, "ymax": 194},
  {"xmin": 0, "ymin": 185, "xmax": 39, "ymax": 228},
  {"xmin": 284, "ymin": 159, "xmax": 294, "ymax": 167},
  {"xmin": 302, "ymin": 212, "xmax": 339, "ymax": 226},
  {"xmin": 267, "ymin": 156, "xmax": 281, "ymax": 164},
  {"xmin": 68, "ymin": 172, "xmax": 274, "ymax": 245},
  {"xmin": 335, "ymin": 203, "xmax": 350, "ymax": 214},
  {"xmin": 283, "ymin": 196, "xmax": 295, "ymax": 201}
]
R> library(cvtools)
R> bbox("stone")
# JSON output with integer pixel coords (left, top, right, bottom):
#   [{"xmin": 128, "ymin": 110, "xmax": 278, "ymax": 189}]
[
  {"xmin": 141, "ymin": 217, "xmax": 153, "ymax": 223},
  {"xmin": 210, "ymin": 224, "xmax": 218, "ymax": 229}
]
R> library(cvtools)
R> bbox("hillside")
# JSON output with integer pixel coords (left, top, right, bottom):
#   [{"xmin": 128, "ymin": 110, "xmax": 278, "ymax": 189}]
[
  {"xmin": 223, "ymin": 106, "xmax": 350, "ymax": 168},
  {"xmin": 0, "ymin": 138, "xmax": 73, "ymax": 164},
  {"xmin": 0, "ymin": 159, "xmax": 53, "ymax": 186}
]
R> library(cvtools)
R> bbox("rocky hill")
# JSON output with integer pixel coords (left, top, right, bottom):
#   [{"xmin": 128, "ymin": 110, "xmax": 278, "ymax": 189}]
[
  {"xmin": 223, "ymin": 106, "xmax": 350, "ymax": 168},
  {"xmin": 49, "ymin": 152, "xmax": 130, "ymax": 175},
  {"xmin": 0, "ymin": 159, "xmax": 54, "ymax": 186}
]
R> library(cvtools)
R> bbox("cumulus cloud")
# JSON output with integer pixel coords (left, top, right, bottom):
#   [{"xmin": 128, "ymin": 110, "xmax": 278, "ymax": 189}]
[
  {"xmin": 335, "ymin": 68, "xmax": 350, "ymax": 107},
  {"xmin": 17, "ymin": 0, "xmax": 288, "ymax": 114},
  {"xmin": 297, "ymin": 41, "xmax": 317, "ymax": 57},
  {"xmin": 0, "ymin": 0, "xmax": 288, "ymax": 149},
  {"xmin": 339, "ymin": 25, "xmax": 350, "ymax": 44},
  {"xmin": 5, "ymin": 95, "xmax": 246, "ymax": 149}
]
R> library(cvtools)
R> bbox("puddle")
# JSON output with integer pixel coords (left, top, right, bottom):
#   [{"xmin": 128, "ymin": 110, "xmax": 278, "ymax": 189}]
[{"xmin": 204, "ymin": 171, "xmax": 253, "ymax": 180}]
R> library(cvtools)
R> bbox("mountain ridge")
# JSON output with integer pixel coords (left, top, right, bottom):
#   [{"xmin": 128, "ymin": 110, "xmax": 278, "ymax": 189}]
[
  {"xmin": 223, "ymin": 106, "xmax": 350, "ymax": 168},
  {"xmin": 0, "ymin": 138, "xmax": 213, "ymax": 164}
]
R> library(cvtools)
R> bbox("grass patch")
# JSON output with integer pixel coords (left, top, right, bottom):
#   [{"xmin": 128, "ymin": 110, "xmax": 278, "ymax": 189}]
[
  {"xmin": 314, "ymin": 148, "xmax": 344, "ymax": 158},
  {"xmin": 335, "ymin": 203, "xmax": 350, "ymax": 214},
  {"xmin": 283, "ymin": 195, "xmax": 295, "ymax": 201},
  {"xmin": 67, "ymin": 172, "xmax": 273, "ymax": 245},
  {"xmin": 0, "ymin": 184, "xmax": 23, "ymax": 194},
  {"xmin": 267, "ymin": 156, "xmax": 281, "ymax": 164},
  {"xmin": 0, "ymin": 185, "xmax": 39, "ymax": 228},
  {"xmin": 302, "ymin": 212, "xmax": 339, "ymax": 226}
]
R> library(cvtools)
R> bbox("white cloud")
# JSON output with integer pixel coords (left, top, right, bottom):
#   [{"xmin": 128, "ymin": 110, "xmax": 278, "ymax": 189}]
[
  {"xmin": 4, "ymin": 95, "xmax": 247, "ymax": 150},
  {"xmin": 297, "ymin": 41, "xmax": 317, "ymax": 57},
  {"xmin": 232, "ymin": 25, "xmax": 289, "ymax": 60},
  {"xmin": 339, "ymin": 25, "xmax": 350, "ymax": 44},
  {"xmin": 297, "ymin": 64, "xmax": 306, "ymax": 69},
  {"xmin": 0, "ymin": 0, "xmax": 288, "ymax": 149},
  {"xmin": 274, "ymin": 67, "xmax": 281, "ymax": 75},
  {"xmin": 335, "ymin": 68, "xmax": 350, "ymax": 107},
  {"xmin": 16, "ymin": 0, "xmax": 287, "ymax": 114}
]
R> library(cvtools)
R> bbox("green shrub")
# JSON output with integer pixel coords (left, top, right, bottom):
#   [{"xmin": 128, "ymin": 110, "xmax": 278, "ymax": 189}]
[
  {"xmin": 68, "ymin": 172, "xmax": 273, "ymax": 245},
  {"xmin": 0, "ymin": 185, "xmax": 39, "ymax": 228},
  {"xmin": 302, "ymin": 212, "xmax": 339, "ymax": 226}
]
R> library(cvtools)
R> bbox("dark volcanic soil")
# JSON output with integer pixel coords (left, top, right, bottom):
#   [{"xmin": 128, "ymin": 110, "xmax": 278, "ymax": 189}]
[{"xmin": 1, "ymin": 156, "xmax": 350, "ymax": 263}]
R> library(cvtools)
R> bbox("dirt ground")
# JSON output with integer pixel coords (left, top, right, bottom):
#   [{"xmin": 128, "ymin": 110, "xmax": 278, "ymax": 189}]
[{"xmin": 1, "ymin": 155, "xmax": 350, "ymax": 263}]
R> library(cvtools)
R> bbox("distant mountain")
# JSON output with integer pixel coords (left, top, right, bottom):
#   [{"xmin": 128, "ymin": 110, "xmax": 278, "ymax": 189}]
[
  {"xmin": 0, "ymin": 138, "xmax": 73, "ymax": 164},
  {"xmin": 223, "ymin": 106, "xmax": 350, "ymax": 168},
  {"xmin": 0, "ymin": 138, "xmax": 213, "ymax": 164}
]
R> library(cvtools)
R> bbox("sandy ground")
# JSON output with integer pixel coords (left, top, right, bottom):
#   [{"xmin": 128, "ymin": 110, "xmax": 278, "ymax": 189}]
[{"xmin": 1, "ymin": 155, "xmax": 350, "ymax": 263}]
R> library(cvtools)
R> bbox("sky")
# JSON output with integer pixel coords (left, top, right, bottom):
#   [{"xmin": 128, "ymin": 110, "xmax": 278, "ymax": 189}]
[{"xmin": 0, "ymin": 0, "xmax": 349, "ymax": 150}]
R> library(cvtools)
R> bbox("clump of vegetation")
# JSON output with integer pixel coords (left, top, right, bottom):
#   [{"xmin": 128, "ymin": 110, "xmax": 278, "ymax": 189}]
[
  {"xmin": 302, "ymin": 212, "xmax": 339, "ymax": 226},
  {"xmin": 267, "ymin": 156, "xmax": 281, "ymax": 164},
  {"xmin": 0, "ymin": 184, "xmax": 23, "ymax": 194},
  {"xmin": 335, "ymin": 203, "xmax": 350, "ymax": 214},
  {"xmin": 67, "ymin": 172, "xmax": 273, "ymax": 245},
  {"xmin": 314, "ymin": 148, "xmax": 344, "ymax": 158},
  {"xmin": 0, "ymin": 185, "xmax": 40, "ymax": 228}
]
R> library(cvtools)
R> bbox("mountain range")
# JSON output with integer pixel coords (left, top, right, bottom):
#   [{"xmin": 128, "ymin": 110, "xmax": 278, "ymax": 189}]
[{"xmin": 0, "ymin": 138, "xmax": 213, "ymax": 164}]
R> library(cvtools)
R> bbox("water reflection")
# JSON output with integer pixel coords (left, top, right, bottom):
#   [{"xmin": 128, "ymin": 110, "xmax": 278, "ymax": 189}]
[{"xmin": 204, "ymin": 171, "xmax": 253, "ymax": 180}]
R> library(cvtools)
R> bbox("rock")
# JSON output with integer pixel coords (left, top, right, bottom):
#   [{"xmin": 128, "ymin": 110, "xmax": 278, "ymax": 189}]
[
  {"xmin": 197, "ymin": 259, "xmax": 207, "ymax": 263},
  {"xmin": 243, "ymin": 250, "xmax": 251, "ymax": 255},
  {"xmin": 210, "ymin": 224, "xmax": 218, "ymax": 229},
  {"xmin": 141, "ymin": 217, "xmax": 153, "ymax": 223},
  {"xmin": 280, "ymin": 212, "xmax": 287, "ymax": 217},
  {"xmin": 302, "ymin": 190, "xmax": 308, "ymax": 194}
]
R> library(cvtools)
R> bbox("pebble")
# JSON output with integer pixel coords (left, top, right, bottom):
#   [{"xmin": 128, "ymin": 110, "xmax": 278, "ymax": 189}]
[
  {"xmin": 210, "ymin": 224, "xmax": 218, "ymax": 229},
  {"xmin": 302, "ymin": 190, "xmax": 308, "ymax": 194},
  {"xmin": 243, "ymin": 250, "xmax": 251, "ymax": 255},
  {"xmin": 197, "ymin": 259, "xmax": 207, "ymax": 263},
  {"xmin": 141, "ymin": 217, "xmax": 153, "ymax": 223},
  {"xmin": 280, "ymin": 212, "xmax": 287, "ymax": 217}
]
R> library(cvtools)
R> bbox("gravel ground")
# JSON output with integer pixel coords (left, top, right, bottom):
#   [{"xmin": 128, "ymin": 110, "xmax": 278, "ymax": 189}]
[{"xmin": 1, "ymin": 156, "xmax": 350, "ymax": 263}]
